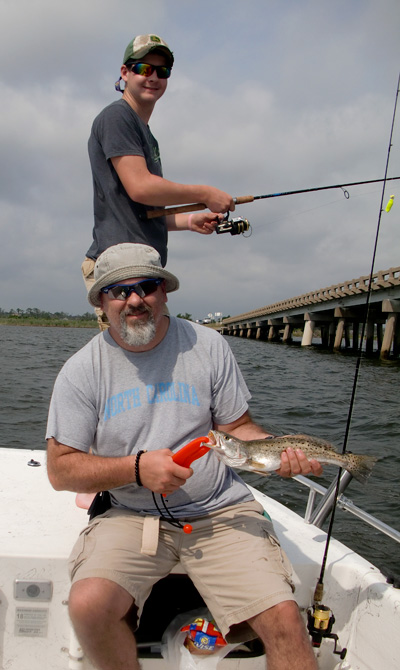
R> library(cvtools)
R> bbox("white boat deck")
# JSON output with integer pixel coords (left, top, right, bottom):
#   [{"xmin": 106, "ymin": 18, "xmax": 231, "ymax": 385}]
[{"xmin": 1, "ymin": 448, "xmax": 399, "ymax": 669}]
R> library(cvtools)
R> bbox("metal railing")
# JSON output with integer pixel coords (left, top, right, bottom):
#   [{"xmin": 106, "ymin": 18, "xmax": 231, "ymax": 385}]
[{"xmin": 293, "ymin": 471, "xmax": 400, "ymax": 544}]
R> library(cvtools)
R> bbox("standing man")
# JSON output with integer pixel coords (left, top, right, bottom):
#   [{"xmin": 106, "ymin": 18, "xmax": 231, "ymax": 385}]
[
  {"xmin": 84, "ymin": 34, "xmax": 235, "ymax": 328},
  {"xmin": 47, "ymin": 242, "xmax": 321, "ymax": 670}
]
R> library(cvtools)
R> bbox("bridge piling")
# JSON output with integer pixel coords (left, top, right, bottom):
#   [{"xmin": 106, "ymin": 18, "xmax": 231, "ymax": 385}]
[
  {"xmin": 282, "ymin": 323, "xmax": 293, "ymax": 343},
  {"xmin": 302, "ymin": 319, "xmax": 315, "ymax": 346},
  {"xmin": 381, "ymin": 299, "xmax": 400, "ymax": 359},
  {"xmin": 365, "ymin": 322, "xmax": 374, "ymax": 354},
  {"xmin": 268, "ymin": 322, "xmax": 280, "ymax": 342}
]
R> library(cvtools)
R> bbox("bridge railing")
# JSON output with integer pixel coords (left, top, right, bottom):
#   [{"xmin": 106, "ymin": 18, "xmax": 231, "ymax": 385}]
[{"xmin": 221, "ymin": 267, "xmax": 400, "ymax": 325}]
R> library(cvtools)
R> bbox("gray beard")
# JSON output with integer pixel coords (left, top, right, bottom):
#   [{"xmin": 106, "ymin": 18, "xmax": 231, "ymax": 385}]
[{"xmin": 119, "ymin": 308, "xmax": 156, "ymax": 347}]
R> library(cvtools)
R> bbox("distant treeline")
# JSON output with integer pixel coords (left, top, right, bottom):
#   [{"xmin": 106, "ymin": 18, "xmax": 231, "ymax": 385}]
[
  {"xmin": 0, "ymin": 307, "xmax": 97, "ymax": 328},
  {"xmin": 0, "ymin": 309, "xmax": 225, "ymax": 328}
]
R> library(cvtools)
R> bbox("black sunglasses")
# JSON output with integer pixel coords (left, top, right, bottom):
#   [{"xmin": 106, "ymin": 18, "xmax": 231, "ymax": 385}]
[
  {"xmin": 128, "ymin": 62, "xmax": 171, "ymax": 79},
  {"xmin": 101, "ymin": 279, "xmax": 163, "ymax": 301}
]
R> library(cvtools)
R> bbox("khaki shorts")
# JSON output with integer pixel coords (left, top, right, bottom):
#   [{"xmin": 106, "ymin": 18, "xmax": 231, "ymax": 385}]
[{"xmin": 68, "ymin": 501, "xmax": 295, "ymax": 642}]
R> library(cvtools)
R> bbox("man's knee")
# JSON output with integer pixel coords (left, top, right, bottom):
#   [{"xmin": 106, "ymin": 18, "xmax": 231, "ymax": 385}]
[
  {"xmin": 249, "ymin": 600, "xmax": 305, "ymax": 639},
  {"xmin": 69, "ymin": 578, "xmax": 134, "ymax": 628}
]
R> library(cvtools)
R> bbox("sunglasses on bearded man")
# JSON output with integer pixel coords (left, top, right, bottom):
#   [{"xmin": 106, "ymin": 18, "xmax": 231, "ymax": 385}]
[{"xmin": 101, "ymin": 279, "xmax": 163, "ymax": 301}]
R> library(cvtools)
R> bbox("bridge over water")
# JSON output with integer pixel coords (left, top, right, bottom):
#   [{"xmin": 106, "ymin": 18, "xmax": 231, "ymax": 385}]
[{"xmin": 219, "ymin": 267, "xmax": 400, "ymax": 359}]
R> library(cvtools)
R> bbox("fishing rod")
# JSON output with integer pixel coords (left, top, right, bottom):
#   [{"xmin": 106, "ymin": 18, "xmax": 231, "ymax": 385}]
[
  {"xmin": 308, "ymin": 72, "xmax": 400, "ymax": 652},
  {"xmin": 146, "ymin": 176, "xmax": 400, "ymax": 220}
]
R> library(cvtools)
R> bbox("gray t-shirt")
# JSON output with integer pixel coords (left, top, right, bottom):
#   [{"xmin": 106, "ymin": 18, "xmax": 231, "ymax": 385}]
[
  {"xmin": 86, "ymin": 99, "xmax": 168, "ymax": 265},
  {"xmin": 46, "ymin": 318, "xmax": 254, "ymax": 516}
]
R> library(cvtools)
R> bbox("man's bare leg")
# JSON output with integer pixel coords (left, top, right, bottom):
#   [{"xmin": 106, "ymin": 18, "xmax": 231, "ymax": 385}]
[
  {"xmin": 69, "ymin": 578, "xmax": 139, "ymax": 670},
  {"xmin": 248, "ymin": 600, "xmax": 318, "ymax": 670}
]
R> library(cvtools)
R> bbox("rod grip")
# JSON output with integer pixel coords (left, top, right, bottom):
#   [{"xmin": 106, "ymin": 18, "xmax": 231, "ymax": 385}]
[
  {"xmin": 146, "ymin": 194, "xmax": 255, "ymax": 219},
  {"xmin": 146, "ymin": 203, "xmax": 207, "ymax": 219},
  {"xmin": 234, "ymin": 195, "xmax": 254, "ymax": 204}
]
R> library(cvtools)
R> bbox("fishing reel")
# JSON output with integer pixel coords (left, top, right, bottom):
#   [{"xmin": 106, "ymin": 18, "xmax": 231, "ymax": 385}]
[
  {"xmin": 216, "ymin": 215, "xmax": 251, "ymax": 236},
  {"xmin": 307, "ymin": 605, "xmax": 347, "ymax": 659}
]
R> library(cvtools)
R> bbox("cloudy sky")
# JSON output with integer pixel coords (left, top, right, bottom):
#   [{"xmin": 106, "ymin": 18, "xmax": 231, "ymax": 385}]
[{"xmin": 1, "ymin": 0, "xmax": 399, "ymax": 321}]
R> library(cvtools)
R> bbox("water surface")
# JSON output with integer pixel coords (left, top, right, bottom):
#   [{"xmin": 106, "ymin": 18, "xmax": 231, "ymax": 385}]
[{"xmin": 1, "ymin": 325, "xmax": 398, "ymax": 575}]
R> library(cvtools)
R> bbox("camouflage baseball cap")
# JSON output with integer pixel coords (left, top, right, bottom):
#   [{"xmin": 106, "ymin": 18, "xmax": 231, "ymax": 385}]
[{"xmin": 123, "ymin": 34, "xmax": 174, "ymax": 67}]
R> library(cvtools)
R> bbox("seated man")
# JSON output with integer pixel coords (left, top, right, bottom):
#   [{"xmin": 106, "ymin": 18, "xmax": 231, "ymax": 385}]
[{"xmin": 46, "ymin": 242, "xmax": 321, "ymax": 670}]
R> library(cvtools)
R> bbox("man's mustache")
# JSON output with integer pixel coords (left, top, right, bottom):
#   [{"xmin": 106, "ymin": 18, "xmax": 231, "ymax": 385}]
[{"xmin": 124, "ymin": 305, "xmax": 151, "ymax": 317}]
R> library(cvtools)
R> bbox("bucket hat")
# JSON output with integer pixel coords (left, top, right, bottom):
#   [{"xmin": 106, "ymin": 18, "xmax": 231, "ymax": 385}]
[{"xmin": 88, "ymin": 243, "xmax": 179, "ymax": 307}]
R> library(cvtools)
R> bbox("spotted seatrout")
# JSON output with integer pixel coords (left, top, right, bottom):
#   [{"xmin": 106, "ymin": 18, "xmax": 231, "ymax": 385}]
[{"xmin": 206, "ymin": 431, "xmax": 377, "ymax": 484}]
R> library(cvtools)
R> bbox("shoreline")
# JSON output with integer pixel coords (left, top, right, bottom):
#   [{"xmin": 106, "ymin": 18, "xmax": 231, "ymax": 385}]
[{"xmin": 0, "ymin": 319, "xmax": 97, "ymax": 329}]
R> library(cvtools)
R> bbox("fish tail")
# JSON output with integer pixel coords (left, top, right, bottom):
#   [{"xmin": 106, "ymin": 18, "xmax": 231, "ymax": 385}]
[{"xmin": 346, "ymin": 454, "xmax": 377, "ymax": 484}]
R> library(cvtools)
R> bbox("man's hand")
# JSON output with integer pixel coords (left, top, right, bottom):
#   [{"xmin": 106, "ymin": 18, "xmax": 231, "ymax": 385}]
[
  {"xmin": 138, "ymin": 449, "xmax": 193, "ymax": 494},
  {"xmin": 276, "ymin": 447, "xmax": 323, "ymax": 478},
  {"xmin": 201, "ymin": 186, "xmax": 235, "ymax": 214},
  {"xmin": 188, "ymin": 211, "xmax": 224, "ymax": 235}
]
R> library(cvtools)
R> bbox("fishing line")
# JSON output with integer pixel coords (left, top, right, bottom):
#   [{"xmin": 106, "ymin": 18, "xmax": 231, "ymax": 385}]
[
  {"xmin": 251, "ymin": 190, "xmax": 382, "ymax": 238},
  {"xmin": 264, "ymin": 196, "xmax": 355, "ymax": 229},
  {"xmin": 314, "ymin": 72, "xmax": 400, "ymax": 600},
  {"xmin": 265, "ymin": 187, "xmax": 387, "ymax": 229}
]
